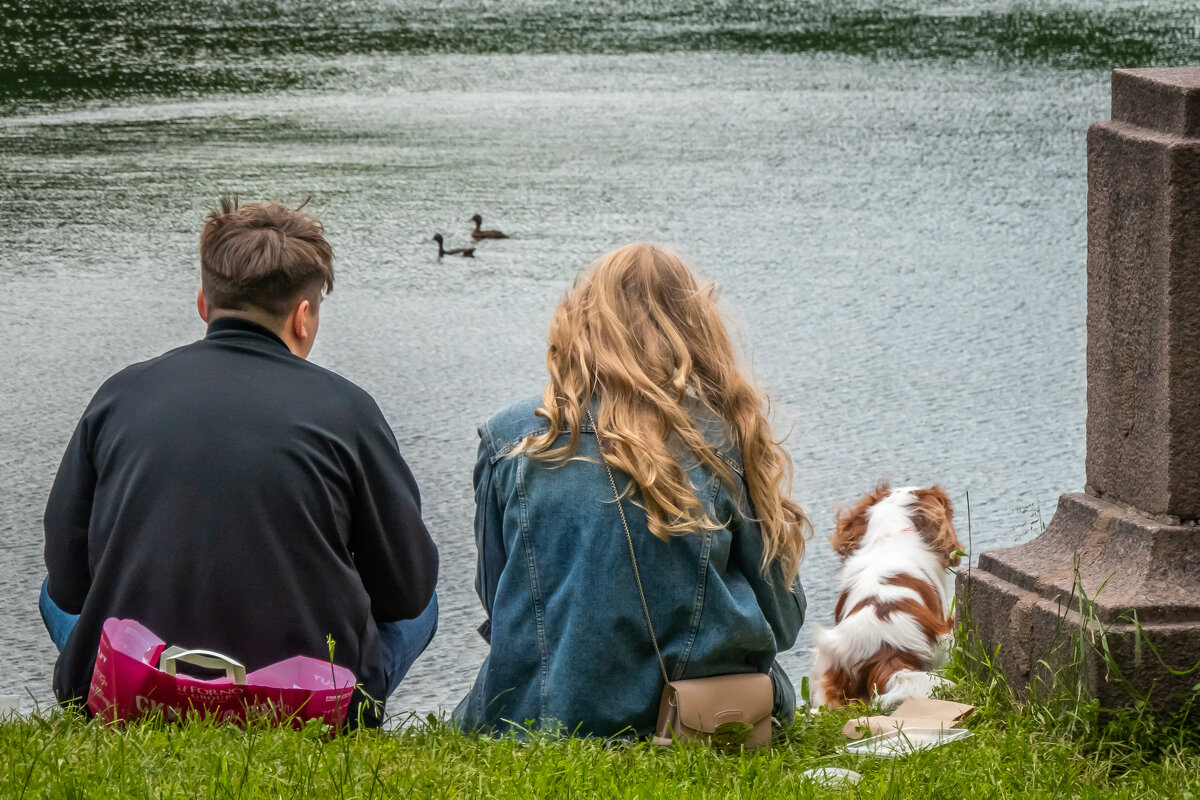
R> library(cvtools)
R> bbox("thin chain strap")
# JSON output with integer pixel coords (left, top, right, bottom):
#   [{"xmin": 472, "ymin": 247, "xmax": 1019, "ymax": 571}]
[{"xmin": 587, "ymin": 407, "xmax": 671, "ymax": 686}]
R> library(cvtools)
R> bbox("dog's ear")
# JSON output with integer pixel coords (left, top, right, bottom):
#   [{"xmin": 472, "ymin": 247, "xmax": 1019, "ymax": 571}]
[
  {"xmin": 913, "ymin": 486, "xmax": 963, "ymax": 568},
  {"xmin": 830, "ymin": 483, "xmax": 891, "ymax": 558}
]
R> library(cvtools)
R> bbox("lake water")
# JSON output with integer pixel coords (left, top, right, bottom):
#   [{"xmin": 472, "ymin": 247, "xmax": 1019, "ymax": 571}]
[{"xmin": 2, "ymin": 0, "xmax": 1197, "ymax": 715}]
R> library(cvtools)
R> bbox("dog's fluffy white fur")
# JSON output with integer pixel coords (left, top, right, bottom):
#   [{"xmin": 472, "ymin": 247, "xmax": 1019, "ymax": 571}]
[{"xmin": 809, "ymin": 485, "xmax": 962, "ymax": 711}]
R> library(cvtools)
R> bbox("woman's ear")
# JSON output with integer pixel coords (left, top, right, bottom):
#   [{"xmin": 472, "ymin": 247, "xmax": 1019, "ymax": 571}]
[
  {"xmin": 830, "ymin": 483, "xmax": 890, "ymax": 558},
  {"xmin": 913, "ymin": 486, "xmax": 963, "ymax": 568}
]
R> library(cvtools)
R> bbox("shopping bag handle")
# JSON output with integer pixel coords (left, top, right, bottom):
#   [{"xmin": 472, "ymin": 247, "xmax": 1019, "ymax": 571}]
[{"xmin": 159, "ymin": 646, "xmax": 247, "ymax": 684}]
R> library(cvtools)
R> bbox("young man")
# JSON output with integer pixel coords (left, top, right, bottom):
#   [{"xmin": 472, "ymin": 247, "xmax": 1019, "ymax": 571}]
[{"xmin": 41, "ymin": 198, "xmax": 438, "ymax": 727}]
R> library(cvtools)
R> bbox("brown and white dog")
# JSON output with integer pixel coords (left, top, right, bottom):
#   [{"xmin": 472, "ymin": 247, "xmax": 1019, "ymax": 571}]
[{"xmin": 810, "ymin": 484, "xmax": 963, "ymax": 710}]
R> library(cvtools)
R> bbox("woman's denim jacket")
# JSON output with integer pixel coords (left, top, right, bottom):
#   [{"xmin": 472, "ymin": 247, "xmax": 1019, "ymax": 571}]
[{"xmin": 455, "ymin": 397, "xmax": 806, "ymax": 738}]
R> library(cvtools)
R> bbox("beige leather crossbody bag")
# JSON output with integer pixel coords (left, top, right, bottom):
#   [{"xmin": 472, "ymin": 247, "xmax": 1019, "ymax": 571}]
[{"xmin": 590, "ymin": 409, "xmax": 774, "ymax": 751}]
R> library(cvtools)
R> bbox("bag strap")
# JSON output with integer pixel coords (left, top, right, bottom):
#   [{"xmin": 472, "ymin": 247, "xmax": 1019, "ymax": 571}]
[{"xmin": 587, "ymin": 406, "xmax": 671, "ymax": 686}]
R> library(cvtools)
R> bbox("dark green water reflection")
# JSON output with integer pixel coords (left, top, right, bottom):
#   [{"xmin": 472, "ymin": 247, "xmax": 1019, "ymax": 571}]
[{"xmin": 3, "ymin": 1, "xmax": 1199, "ymax": 109}]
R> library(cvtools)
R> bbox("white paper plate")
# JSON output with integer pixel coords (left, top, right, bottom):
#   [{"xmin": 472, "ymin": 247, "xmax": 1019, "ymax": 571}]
[{"xmin": 845, "ymin": 727, "xmax": 973, "ymax": 758}]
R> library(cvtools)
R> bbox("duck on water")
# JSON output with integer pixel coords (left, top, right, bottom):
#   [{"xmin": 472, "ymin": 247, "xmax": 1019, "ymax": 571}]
[
  {"xmin": 433, "ymin": 234, "xmax": 475, "ymax": 258},
  {"xmin": 470, "ymin": 214, "xmax": 508, "ymax": 240}
]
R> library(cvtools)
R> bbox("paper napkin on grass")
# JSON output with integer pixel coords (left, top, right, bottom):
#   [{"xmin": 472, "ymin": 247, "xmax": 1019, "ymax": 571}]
[{"xmin": 843, "ymin": 697, "xmax": 975, "ymax": 739}]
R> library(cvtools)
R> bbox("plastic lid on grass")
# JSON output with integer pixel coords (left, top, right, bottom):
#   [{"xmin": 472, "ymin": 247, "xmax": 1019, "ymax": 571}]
[
  {"xmin": 845, "ymin": 727, "xmax": 973, "ymax": 758},
  {"xmin": 799, "ymin": 767, "xmax": 863, "ymax": 785},
  {"xmin": 0, "ymin": 696, "xmax": 24, "ymax": 719}
]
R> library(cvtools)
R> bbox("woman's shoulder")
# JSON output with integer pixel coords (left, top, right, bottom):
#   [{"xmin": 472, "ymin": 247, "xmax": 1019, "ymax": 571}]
[
  {"xmin": 480, "ymin": 396, "xmax": 744, "ymax": 476},
  {"xmin": 479, "ymin": 396, "xmax": 552, "ymax": 460}
]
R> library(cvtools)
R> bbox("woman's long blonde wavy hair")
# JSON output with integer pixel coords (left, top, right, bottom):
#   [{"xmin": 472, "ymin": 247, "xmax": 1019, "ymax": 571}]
[{"xmin": 516, "ymin": 243, "xmax": 811, "ymax": 583}]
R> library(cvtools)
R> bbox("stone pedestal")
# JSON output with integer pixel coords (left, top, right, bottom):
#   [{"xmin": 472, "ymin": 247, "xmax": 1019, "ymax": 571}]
[
  {"xmin": 960, "ymin": 68, "xmax": 1200, "ymax": 709},
  {"xmin": 1086, "ymin": 68, "xmax": 1200, "ymax": 521}
]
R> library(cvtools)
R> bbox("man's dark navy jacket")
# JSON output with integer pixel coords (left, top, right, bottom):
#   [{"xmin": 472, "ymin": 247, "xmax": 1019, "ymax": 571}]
[{"xmin": 43, "ymin": 317, "xmax": 438, "ymax": 727}]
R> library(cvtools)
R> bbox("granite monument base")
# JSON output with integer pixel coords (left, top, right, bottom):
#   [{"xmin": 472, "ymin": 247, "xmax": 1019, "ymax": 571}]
[{"xmin": 957, "ymin": 492, "xmax": 1200, "ymax": 710}]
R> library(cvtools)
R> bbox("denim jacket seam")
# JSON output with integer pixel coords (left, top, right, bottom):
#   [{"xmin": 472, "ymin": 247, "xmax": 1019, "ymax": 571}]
[
  {"xmin": 514, "ymin": 456, "xmax": 550, "ymax": 718},
  {"xmin": 480, "ymin": 420, "xmax": 503, "ymax": 462},
  {"xmin": 673, "ymin": 477, "xmax": 720, "ymax": 679},
  {"xmin": 717, "ymin": 451, "xmax": 744, "ymax": 477},
  {"xmin": 674, "ymin": 530, "xmax": 711, "ymax": 680},
  {"xmin": 488, "ymin": 419, "xmax": 583, "ymax": 464},
  {"xmin": 489, "ymin": 439, "xmax": 516, "ymax": 464},
  {"xmin": 484, "ymin": 458, "xmax": 507, "ymax": 613}
]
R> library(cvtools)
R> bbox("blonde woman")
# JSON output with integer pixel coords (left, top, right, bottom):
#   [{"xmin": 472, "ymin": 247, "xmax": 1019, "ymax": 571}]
[{"xmin": 456, "ymin": 244, "xmax": 810, "ymax": 737}]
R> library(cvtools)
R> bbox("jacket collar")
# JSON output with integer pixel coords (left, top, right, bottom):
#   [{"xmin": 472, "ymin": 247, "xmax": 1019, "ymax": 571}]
[{"xmin": 204, "ymin": 316, "xmax": 290, "ymax": 351}]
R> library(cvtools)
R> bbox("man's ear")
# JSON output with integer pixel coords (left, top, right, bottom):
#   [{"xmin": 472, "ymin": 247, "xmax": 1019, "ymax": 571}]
[
  {"xmin": 291, "ymin": 298, "xmax": 311, "ymax": 341},
  {"xmin": 196, "ymin": 289, "xmax": 208, "ymax": 322}
]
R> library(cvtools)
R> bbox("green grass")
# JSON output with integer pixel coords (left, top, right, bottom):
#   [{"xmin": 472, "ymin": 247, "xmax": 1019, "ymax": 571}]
[
  {"xmin": 6, "ymin": 562, "xmax": 1200, "ymax": 799},
  {"xmin": 3, "ymin": 631, "xmax": 1199, "ymax": 800}
]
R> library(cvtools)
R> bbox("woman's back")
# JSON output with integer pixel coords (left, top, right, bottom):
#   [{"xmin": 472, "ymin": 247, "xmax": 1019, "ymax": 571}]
[
  {"xmin": 456, "ymin": 243, "xmax": 809, "ymax": 738},
  {"xmin": 458, "ymin": 396, "xmax": 805, "ymax": 737}
]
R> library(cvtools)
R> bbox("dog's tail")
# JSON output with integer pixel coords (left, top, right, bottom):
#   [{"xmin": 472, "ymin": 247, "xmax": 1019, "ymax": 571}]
[{"xmin": 807, "ymin": 625, "xmax": 833, "ymax": 709}]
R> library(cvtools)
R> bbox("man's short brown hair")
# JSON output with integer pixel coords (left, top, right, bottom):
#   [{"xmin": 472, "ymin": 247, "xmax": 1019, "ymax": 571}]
[{"xmin": 199, "ymin": 197, "xmax": 334, "ymax": 318}]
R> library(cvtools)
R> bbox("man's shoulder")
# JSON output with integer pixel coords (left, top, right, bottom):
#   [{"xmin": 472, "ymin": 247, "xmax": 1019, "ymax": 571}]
[
  {"xmin": 91, "ymin": 341, "xmax": 198, "ymax": 397},
  {"xmin": 95, "ymin": 339, "xmax": 382, "ymax": 420},
  {"xmin": 278, "ymin": 358, "xmax": 391, "ymax": 433},
  {"xmin": 298, "ymin": 360, "xmax": 382, "ymax": 411},
  {"xmin": 480, "ymin": 396, "xmax": 549, "ymax": 457}
]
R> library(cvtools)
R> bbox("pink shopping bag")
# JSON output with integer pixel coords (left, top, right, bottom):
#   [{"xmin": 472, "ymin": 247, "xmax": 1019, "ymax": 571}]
[{"xmin": 87, "ymin": 618, "xmax": 356, "ymax": 730}]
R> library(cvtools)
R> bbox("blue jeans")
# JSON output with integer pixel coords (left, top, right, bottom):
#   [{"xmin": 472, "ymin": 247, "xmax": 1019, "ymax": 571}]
[
  {"xmin": 39, "ymin": 578, "xmax": 79, "ymax": 653},
  {"xmin": 378, "ymin": 592, "xmax": 439, "ymax": 699},
  {"xmin": 39, "ymin": 578, "xmax": 437, "ymax": 700}
]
